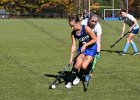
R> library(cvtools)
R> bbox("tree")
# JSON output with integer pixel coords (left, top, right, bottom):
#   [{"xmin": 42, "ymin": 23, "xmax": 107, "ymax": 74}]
[{"xmin": 120, "ymin": 0, "xmax": 139, "ymax": 17}]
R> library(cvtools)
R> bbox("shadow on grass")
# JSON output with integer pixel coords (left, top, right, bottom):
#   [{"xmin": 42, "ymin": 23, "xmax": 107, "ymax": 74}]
[
  {"xmin": 101, "ymin": 49, "xmax": 132, "ymax": 54},
  {"xmin": 101, "ymin": 49, "xmax": 122, "ymax": 54},
  {"xmin": 44, "ymin": 71, "xmax": 71, "ymax": 85},
  {"xmin": 45, "ymin": 71, "xmax": 93, "ymax": 92}
]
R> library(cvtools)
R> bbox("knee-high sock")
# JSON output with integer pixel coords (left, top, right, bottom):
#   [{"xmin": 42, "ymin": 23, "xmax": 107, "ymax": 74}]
[
  {"xmin": 69, "ymin": 67, "xmax": 78, "ymax": 82},
  {"xmin": 131, "ymin": 42, "xmax": 138, "ymax": 52},
  {"xmin": 78, "ymin": 68, "xmax": 84, "ymax": 78},
  {"xmin": 123, "ymin": 42, "xmax": 130, "ymax": 52}
]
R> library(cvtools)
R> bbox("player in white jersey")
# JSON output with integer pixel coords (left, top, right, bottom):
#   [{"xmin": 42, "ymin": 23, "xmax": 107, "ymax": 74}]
[
  {"xmin": 82, "ymin": 14, "xmax": 102, "ymax": 58},
  {"xmin": 119, "ymin": 9, "xmax": 139, "ymax": 55}
]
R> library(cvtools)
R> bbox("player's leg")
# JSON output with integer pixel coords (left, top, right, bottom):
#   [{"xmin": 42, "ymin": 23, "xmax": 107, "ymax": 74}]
[
  {"xmin": 130, "ymin": 40, "xmax": 139, "ymax": 55},
  {"xmin": 81, "ymin": 56, "xmax": 93, "ymax": 82},
  {"xmin": 121, "ymin": 29, "xmax": 139, "ymax": 55},
  {"xmin": 130, "ymin": 29, "xmax": 139, "ymax": 55},
  {"xmin": 73, "ymin": 44, "xmax": 97, "ymax": 85},
  {"xmin": 65, "ymin": 54, "xmax": 85, "ymax": 88},
  {"xmin": 73, "ymin": 62, "xmax": 92, "ymax": 85},
  {"xmin": 120, "ymin": 35, "xmax": 130, "ymax": 55},
  {"xmin": 120, "ymin": 32, "xmax": 133, "ymax": 55}
]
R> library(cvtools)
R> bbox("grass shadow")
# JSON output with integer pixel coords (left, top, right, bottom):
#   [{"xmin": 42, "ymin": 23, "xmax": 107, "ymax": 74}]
[
  {"xmin": 101, "ymin": 49, "xmax": 122, "ymax": 54},
  {"xmin": 44, "ymin": 71, "xmax": 71, "ymax": 86},
  {"xmin": 101, "ymin": 49, "xmax": 131, "ymax": 54}
]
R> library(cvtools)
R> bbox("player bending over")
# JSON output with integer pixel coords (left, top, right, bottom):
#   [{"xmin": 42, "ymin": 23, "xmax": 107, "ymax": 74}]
[
  {"xmin": 72, "ymin": 13, "xmax": 102, "ymax": 85},
  {"xmin": 65, "ymin": 15, "xmax": 97, "ymax": 89},
  {"xmin": 119, "ymin": 9, "xmax": 139, "ymax": 55}
]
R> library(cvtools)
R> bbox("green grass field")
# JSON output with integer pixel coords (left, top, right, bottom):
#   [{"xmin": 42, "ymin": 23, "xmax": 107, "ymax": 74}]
[{"xmin": 0, "ymin": 19, "xmax": 140, "ymax": 100}]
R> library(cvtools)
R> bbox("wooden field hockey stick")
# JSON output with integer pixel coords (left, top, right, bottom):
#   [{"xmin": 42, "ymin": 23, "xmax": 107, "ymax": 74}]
[{"xmin": 110, "ymin": 32, "xmax": 130, "ymax": 48}]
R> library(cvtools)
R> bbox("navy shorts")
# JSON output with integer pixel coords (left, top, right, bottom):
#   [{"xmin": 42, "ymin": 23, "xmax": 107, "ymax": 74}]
[{"xmin": 131, "ymin": 28, "xmax": 139, "ymax": 34}]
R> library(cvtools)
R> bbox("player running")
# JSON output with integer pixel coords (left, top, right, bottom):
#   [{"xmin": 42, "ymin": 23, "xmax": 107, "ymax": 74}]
[
  {"xmin": 65, "ymin": 15, "xmax": 97, "ymax": 89},
  {"xmin": 119, "ymin": 9, "xmax": 139, "ymax": 55},
  {"xmin": 72, "ymin": 13, "xmax": 102, "ymax": 85}
]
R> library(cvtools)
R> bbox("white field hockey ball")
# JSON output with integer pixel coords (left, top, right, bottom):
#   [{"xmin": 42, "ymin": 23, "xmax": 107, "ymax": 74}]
[{"xmin": 51, "ymin": 84, "xmax": 56, "ymax": 89}]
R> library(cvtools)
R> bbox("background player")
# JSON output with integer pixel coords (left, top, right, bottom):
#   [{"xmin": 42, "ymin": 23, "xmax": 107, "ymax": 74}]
[{"xmin": 119, "ymin": 9, "xmax": 139, "ymax": 55}]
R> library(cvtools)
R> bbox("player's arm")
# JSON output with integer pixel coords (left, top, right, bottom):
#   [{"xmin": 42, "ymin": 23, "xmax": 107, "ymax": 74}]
[
  {"xmin": 69, "ymin": 32, "xmax": 76, "ymax": 64},
  {"xmin": 96, "ymin": 26, "xmax": 102, "ymax": 52},
  {"xmin": 97, "ymin": 35, "xmax": 101, "ymax": 52},
  {"xmin": 83, "ymin": 26, "xmax": 97, "ymax": 51},
  {"xmin": 95, "ymin": 34, "xmax": 101, "ymax": 59},
  {"xmin": 121, "ymin": 21, "xmax": 126, "ymax": 37}
]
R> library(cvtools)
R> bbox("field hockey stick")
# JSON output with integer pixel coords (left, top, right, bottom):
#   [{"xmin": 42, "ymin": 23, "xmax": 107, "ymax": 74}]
[
  {"xmin": 90, "ymin": 55, "xmax": 98, "ymax": 74},
  {"xmin": 83, "ymin": 55, "xmax": 98, "ymax": 91},
  {"xmin": 49, "ymin": 52, "xmax": 82, "ymax": 89},
  {"xmin": 110, "ymin": 32, "xmax": 130, "ymax": 48}
]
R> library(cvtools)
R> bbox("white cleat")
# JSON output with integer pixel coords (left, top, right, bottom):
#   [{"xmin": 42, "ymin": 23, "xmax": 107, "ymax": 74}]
[
  {"xmin": 73, "ymin": 77, "xmax": 80, "ymax": 85},
  {"xmin": 65, "ymin": 82, "xmax": 72, "ymax": 89},
  {"xmin": 120, "ymin": 52, "xmax": 126, "ymax": 55},
  {"xmin": 133, "ymin": 52, "xmax": 139, "ymax": 55}
]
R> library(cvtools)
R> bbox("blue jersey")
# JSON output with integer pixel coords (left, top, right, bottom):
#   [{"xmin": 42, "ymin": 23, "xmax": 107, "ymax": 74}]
[
  {"xmin": 72, "ymin": 25, "xmax": 95, "ymax": 47},
  {"xmin": 72, "ymin": 25, "xmax": 97, "ymax": 57}
]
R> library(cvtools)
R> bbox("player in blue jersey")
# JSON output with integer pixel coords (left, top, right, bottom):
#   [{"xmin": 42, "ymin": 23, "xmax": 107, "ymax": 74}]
[
  {"xmin": 65, "ymin": 15, "xmax": 97, "ymax": 89},
  {"xmin": 72, "ymin": 13, "xmax": 102, "ymax": 85},
  {"xmin": 119, "ymin": 9, "xmax": 139, "ymax": 55}
]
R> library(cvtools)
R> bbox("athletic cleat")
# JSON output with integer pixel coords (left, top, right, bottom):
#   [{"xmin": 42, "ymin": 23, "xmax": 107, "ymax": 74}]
[
  {"xmin": 120, "ymin": 52, "xmax": 126, "ymax": 55},
  {"xmin": 85, "ymin": 74, "xmax": 90, "ymax": 82},
  {"xmin": 65, "ymin": 82, "xmax": 72, "ymax": 89},
  {"xmin": 132, "ymin": 52, "xmax": 139, "ymax": 55},
  {"xmin": 73, "ymin": 77, "xmax": 80, "ymax": 85}
]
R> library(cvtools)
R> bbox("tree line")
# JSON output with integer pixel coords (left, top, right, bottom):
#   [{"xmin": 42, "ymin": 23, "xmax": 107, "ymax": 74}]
[{"xmin": 0, "ymin": 0, "xmax": 139, "ymax": 18}]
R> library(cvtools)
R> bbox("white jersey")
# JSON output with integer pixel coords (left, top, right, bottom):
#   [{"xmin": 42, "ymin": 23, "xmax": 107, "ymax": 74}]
[
  {"xmin": 81, "ymin": 18, "xmax": 102, "ymax": 36},
  {"xmin": 123, "ymin": 14, "xmax": 139, "ymax": 29}
]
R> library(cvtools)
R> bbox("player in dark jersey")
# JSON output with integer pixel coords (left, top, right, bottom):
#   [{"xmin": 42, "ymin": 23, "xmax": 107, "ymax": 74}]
[{"xmin": 65, "ymin": 15, "xmax": 97, "ymax": 89}]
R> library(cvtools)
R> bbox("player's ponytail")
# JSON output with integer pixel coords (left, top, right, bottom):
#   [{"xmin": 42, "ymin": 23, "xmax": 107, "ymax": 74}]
[{"xmin": 68, "ymin": 14, "xmax": 80, "ymax": 23}]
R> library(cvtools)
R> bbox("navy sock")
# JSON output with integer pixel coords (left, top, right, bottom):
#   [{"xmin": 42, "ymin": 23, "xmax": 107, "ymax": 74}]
[{"xmin": 69, "ymin": 67, "xmax": 78, "ymax": 82}]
